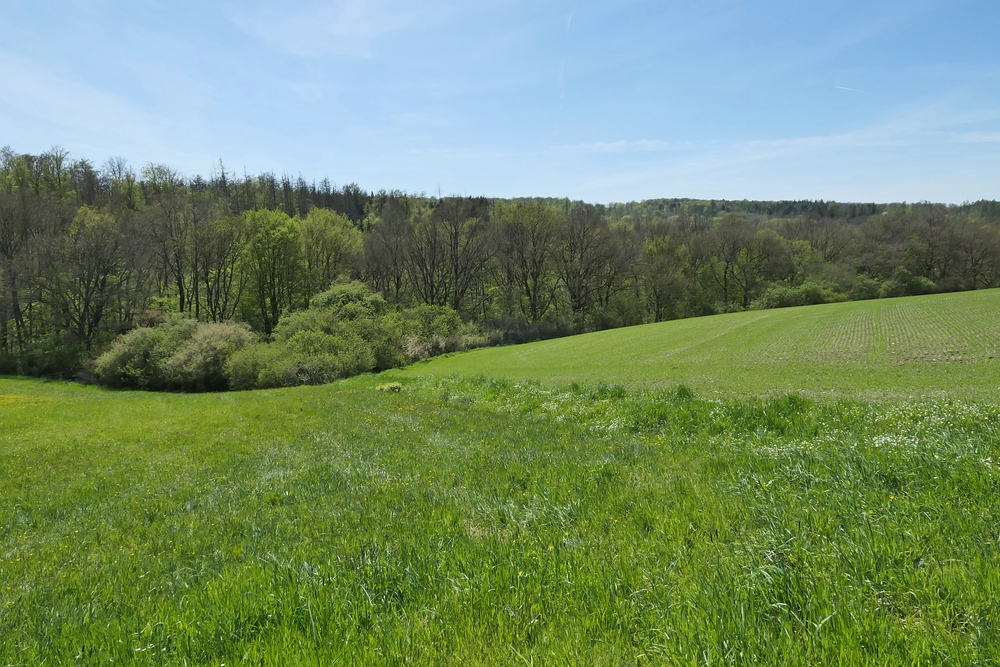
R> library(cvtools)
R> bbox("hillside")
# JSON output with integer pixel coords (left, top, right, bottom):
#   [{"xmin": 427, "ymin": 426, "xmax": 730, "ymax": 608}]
[{"xmin": 397, "ymin": 289, "xmax": 1000, "ymax": 398}]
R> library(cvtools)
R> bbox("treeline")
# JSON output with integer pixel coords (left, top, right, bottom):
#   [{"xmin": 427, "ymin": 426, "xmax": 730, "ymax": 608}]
[{"xmin": 3, "ymin": 146, "xmax": 1000, "ymax": 382}]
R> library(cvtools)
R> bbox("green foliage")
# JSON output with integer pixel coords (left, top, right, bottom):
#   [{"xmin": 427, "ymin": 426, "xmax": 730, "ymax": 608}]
[
  {"xmin": 400, "ymin": 304, "xmax": 491, "ymax": 359},
  {"xmin": 225, "ymin": 285, "xmax": 494, "ymax": 391},
  {"xmin": 299, "ymin": 208, "xmax": 363, "ymax": 294},
  {"xmin": 242, "ymin": 209, "xmax": 303, "ymax": 335},
  {"xmin": 93, "ymin": 325, "xmax": 173, "ymax": 389},
  {"xmin": 7, "ymin": 144, "xmax": 1000, "ymax": 384},
  {"xmin": 93, "ymin": 318, "xmax": 253, "ymax": 391},
  {"xmin": 160, "ymin": 322, "xmax": 255, "ymax": 391},
  {"xmin": 227, "ymin": 284, "xmax": 404, "ymax": 390},
  {"xmin": 224, "ymin": 341, "xmax": 291, "ymax": 390},
  {"xmin": 307, "ymin": 281, "xmax": 391, "ymax": 316},
  {"xmin": 12, "ymin": 331, "xmax": 88, "ymax": 379},
  {"xmin": 754, "ymin": 280, "xmax": 845, "ymax": 309},
  {"xmin": 850, "ymin": 274, "xmax": 882, "ymax": 300},
  {"xmin": 879, "ymin": 266, "xmax": 938, "ymax": 298}
]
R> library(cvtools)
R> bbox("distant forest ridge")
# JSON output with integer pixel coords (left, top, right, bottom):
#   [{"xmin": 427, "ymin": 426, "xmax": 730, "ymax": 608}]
[{"xmin": 2, "ymin": 146, "xmax": 1000, "ymax": 378}]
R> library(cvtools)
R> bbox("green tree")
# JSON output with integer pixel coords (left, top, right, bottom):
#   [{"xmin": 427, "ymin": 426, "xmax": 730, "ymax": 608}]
[
  {"xmin": 243, "ymin": 209, "xmax": 303, "ymax": 335},
  {"xmin": 640, "ymin": 234, "xmax": 688, "ymax": 321},
  {"xmin": 299, "ymin": 208, "xmax": 362, "ymax": 298},
  {"xmin": 35, "ymin": 206, "xmax": 137, "ymax": 345}
]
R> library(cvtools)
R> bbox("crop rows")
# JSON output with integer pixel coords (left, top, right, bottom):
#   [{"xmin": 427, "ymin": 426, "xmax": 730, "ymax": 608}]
[{"xmin": 402, "ymin": 290, "xmax": 1000, "ymax": 397}]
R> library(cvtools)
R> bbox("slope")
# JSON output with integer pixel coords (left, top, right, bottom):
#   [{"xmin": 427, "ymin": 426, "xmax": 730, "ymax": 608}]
[{"xmin": 395, "ymin": 289, "xmax": 1000, "ymax": 398}]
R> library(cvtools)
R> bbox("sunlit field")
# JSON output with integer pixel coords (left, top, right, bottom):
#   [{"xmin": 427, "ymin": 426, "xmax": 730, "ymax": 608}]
[
  {"xmin": 3, "ymin": 291, "xmax": 1000, "ymax": 664},
  {"xmin": 398, "ymin": 289, "xmax": 1000, "ymax": 398}
]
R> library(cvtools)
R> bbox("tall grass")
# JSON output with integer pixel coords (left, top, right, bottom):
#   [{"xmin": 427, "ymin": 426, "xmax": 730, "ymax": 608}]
[{"xmin": 2, "ymin": 375, "xmax": 999, "ymax": 664}]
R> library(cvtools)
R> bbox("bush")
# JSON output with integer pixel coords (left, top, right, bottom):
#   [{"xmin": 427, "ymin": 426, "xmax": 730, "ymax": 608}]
[
  {"xmin": 17, "ymin": 332, "xmax": 89, "ymax": 380},
  {"xmin": 878, "ymin": 267, "xmax": 937, "ymax": 299},
  {"xmin": 309, "ymin": 281, "xmax": 390, "ymax": 316},
  {"xmin": 401, "ymin": 305, "xmax": 491, "ymax": 361},
  {"xmin": 286, "ymin": 328, "xmax": 377, "ymax": 381},
  {"xmin": 94, "ymin": 318, "xmax": 252, "ymax": 391},
  {"xmin": 225, "ymin": 343, "xmax": 292, "ymax": 391},
  {"xmin": 754, "ymin": 281, "xmax": 844, "ymax": 309},
  {"xmin": 94, "ymin": 326, "xmax": 170, "ymax": 389},
  {"xmin": 850, "ymin": 275, "xmax": 881, "ymax": 301},
  {"xmin": 161, "ymin": 322, "xmax": 254, "ymax": 391},
  {"xmin": 225, "ymin": 334, "xmax": 377, "ymax": 391}
]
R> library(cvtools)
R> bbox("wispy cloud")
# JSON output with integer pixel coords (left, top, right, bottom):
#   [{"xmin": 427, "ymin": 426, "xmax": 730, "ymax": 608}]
[
  {"xmin": 835, "ymin": 85, "xmax": 867, "ymax": 93},
  {"xmin": 0, "ymin": 50, "xmax": 165, "ymax": 150},
  {"xmin": 562, "ymin": 101, "xmax": 1000, "ymax": 202},
  {"xmin": 229, "ymin": 0, "xmax": 414, "ymax": 58}
]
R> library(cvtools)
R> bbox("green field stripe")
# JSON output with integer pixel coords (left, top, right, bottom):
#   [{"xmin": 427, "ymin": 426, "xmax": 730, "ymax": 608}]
[{"xmin": 399, "ymin": 289, "xmax": 1000, "ymax": 398}]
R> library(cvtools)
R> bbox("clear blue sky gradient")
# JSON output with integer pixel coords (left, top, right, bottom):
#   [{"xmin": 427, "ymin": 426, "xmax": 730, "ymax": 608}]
[{"xmin": 2, "ymin": 0, "xmax": 998, "ymax": 203}]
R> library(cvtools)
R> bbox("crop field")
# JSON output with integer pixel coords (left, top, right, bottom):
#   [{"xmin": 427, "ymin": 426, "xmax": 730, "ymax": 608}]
[
  {"xmin": 3, "ymin": 291, "xmax": 1000, "ymax": 665},
  {"xmin": 398, "ymin": 289, "xmax": 1000, "ymax": 397}
]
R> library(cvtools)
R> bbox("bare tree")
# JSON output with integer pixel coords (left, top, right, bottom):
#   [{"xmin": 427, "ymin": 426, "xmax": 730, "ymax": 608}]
[
  {"xmin": 364, "ymin": 198, "xmax": 411, "ymax": 303},
  {"xmin": 491, "ymin": 200, "xmax": 560, "ymax": 323}
]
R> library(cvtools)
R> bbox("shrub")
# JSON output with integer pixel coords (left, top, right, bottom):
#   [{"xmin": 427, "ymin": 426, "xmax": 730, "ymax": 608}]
[
  {"xmin": 17, "ymin": 332, "xmax": 88, "ymax": 380},
  {"xmin": 94, "ymin": 326, "xmax": 170, "ymax": 389},
  {"xmin": 401, "ymin": 305, "xmax": 491, "ymax": 361},
  {"xmin": 755, "ymin": 281, "xmax": 844, "ymax": 309},
  {"xmin": 95, "ymin": 318, "xmax": 251, "ymax": 391},
  {"xmin": 225, "ymin": 343, "xmax": 293, "ymax": 391},
  {"xmin": 850, "ymin": 275, "xmax": 881, "ymax": 301},
  {"xmin": 879, "ymin": 267, "xmax": 937, "ymax": 299},
  {"xmin": 286, "ymin": 328, "xmax": 377, "ymax": 381},
  {"xmin": 309, "ymin": 281, "xmax": 389, "ymax": 316},
  {"xmin": 225, "ymin": 329, "xmax": 377, "ymax": 391},
  {"xmin": 161, "ymin": 322, "xmax": 255, "ymax": 391}
]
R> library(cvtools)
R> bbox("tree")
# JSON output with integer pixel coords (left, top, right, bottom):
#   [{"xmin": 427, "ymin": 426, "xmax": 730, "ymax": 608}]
[
  {"xmin": 198, "ymin": 214, "xmax": 248, "ymax": 322},
  {"xmin": 300, "ymin": 208, "xmax": 362, "ymax": 298},
  {"xmin": 34, "ymin": 206, "xmax": 137, "ymax": 345},
  {"xmin": 364, "ymin": 198, "xmax": 411, "ymax": 303},
  {"xmin": 243, "ymin": 209, "xmax": 303, "ymax": 335},
  {"xmin": 640, "ymin": 234, "xmax": 688, "ymax": 321},
  {"xmin": 141, "ymin": 164, "xmax": 192, "ymax": 314},
  {"xmin": 709, "ymin": 214, "xmax": 793, "ymax": 308},
  {"xmin": 553, "ymin": 203, "xmax": 609, "ymax": 328},
  {"xmin": 491, "ymin": 200, "xmax": 560, "ymax": 323},
  {"xmin": 406, "ymin": 208, "xmax": 450, "ymax": 307},
  {"xmin": 709, "ymin": 213, "xmax": 756, "ymax": 306},
  {"xmin": 729, "ymin": 228, "xmax": 794, "ymax": 308},
  {"xmin": 437, "ymin": 196, "xmax": 491, "ymax": 314}
]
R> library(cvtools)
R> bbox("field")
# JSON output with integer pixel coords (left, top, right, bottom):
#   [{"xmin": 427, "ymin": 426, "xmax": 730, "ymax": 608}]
[
  {"xmin": 397, "ymin": 289, "xmax": 1000, "ymax": 397},
  {"xmin": 3, "ymin": 291, "xmax": 1000, "ymax": 664}
]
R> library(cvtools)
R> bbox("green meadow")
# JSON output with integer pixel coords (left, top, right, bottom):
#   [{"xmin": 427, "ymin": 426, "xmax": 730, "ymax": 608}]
[
  {"xmin": 3, "ymin": 291, "xmax": 1000, "ymax": 665},
  {"xmin": 398, "ymin": 289, "xmax": 1000, "ymax": 398}
]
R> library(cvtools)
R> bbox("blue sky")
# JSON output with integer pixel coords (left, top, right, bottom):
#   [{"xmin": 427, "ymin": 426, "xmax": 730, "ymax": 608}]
[{"xmin": 2, "ymin": 0, "xmax": 998, "ymax": 203}]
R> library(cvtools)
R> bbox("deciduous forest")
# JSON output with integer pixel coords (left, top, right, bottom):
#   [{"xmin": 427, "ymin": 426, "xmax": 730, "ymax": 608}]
[{"xmin": 3, "ymin": 146, "xmax": 999, "ymax": 387}]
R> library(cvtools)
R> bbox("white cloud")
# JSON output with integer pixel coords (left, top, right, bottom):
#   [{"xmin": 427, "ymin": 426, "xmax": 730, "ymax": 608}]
[
  {"xmin": 0, "ymin": 49, "xmax": 163, "ymax": 147},
  {"xmin": 230, "ymin": 0, "xmax": 414, "ymax": 58},
  {"xmin": 0, "ymin": 49, "xmax": 222, "ymax": 173}
]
